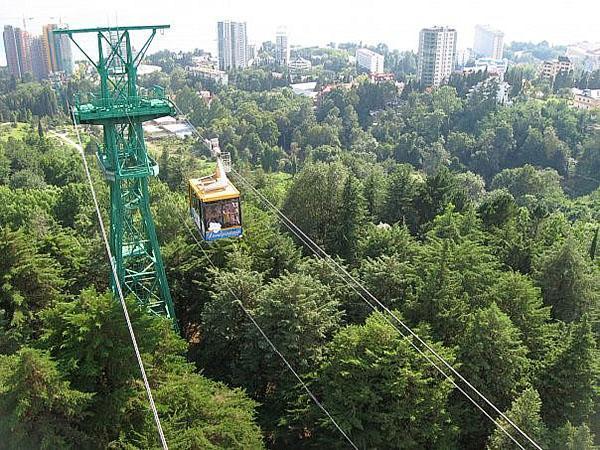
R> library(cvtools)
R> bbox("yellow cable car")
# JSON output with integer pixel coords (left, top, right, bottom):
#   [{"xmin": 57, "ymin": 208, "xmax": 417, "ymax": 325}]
[{"xmin": 188, "ymin": 141, "xmax": 242, "ymax": 241}]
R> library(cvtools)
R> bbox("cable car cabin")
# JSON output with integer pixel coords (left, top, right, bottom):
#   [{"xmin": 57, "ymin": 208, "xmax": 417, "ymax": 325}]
[{"xmin": 188, "ymin": 164, "xmax": 242, "ymax": 241}]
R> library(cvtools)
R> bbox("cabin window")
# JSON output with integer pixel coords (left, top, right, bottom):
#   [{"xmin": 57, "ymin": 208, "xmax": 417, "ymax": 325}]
[{"xmin": 202, "ymin": 199, "xmax": 241, "ymax": 231}]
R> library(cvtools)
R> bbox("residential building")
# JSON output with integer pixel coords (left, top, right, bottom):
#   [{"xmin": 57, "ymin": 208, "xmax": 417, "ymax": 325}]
[
  {"xmin": 187, "ymin": 66, "xmax": 229, "ymax": 85},
  {"xmin": 463, "ymin": 58, "xmax": 509, "ymax": 80},
  {"xmin": 473, "ymin": 25, "xmax": 504, "ymax": 59},
  {"xmin": 356, "ymin": 48, "xmax": 385, "ymax": 73},
  {"xmin": 217, "ymin": 20, "xmax": 248, "ymax": 71},
  {"xmin": 275, "ymin": 29, "xmax": 290, "ymax": 66},
  {"xmin": 3, "ymin": 25, "xmax": 32, "ymax": 79},
  {"xmin": 541, "ymin": 56, "xmax": 573, "ymax": 81},
  {"xmin": 288, "ymin": 56, "xmax": 312, "ymax": 73},
  {"xmin": 369, "ymin": 72, "xmax": 395, "ymax": 83},
  {"xmin": 42, "ymin": 24, "xmax": 73, "ymax": 74},
  {"xmin": 571, "ymin": 88, "xmax": 600, "ymax": 110},
  {"xmin": 30, "ymin": 36, "xmax": 49, "ymax": 80},
  {"xmin": 417, "ymin": 26, "xmax": 457, "ymax": 87},
  {"xmin": 247, "ymin": 43, "xmax": 256, "ymax": 62}
]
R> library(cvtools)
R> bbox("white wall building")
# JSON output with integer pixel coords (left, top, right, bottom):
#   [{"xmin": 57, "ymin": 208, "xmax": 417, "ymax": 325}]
[
  {"xmin": 275, "ymin": 29, "xmax": 290, "ymax": 66},
  {"xmin": 288, "ymin": 56, "xmax": 312, "ymax": 73},
  {"xmin": 217, "ymin": 21, "xmax": 248, "ymax": 71},
  {"xmin": 356, "ymin": 48, "xmax": 385, "ymax": 73},
  {"xmin": 473, "ymin": 25, "xmax": 504, "ymax": 59},
  {"xmin": 417, "ymin": 26, "xmax": 457, "ymax": 87}
]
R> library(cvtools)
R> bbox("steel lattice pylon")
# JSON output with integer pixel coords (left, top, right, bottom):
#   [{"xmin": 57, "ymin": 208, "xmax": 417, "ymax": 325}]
[{"xmin": 55, "ymin": 25, "xmax": 176, "ymax": 319}]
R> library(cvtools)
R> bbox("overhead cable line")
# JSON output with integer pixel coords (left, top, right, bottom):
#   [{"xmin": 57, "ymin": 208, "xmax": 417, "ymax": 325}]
[
  {"xmin": 175, "ymin": 207, "xmax": 359, "ymax": 450},
  {"xmin": 173, "ymin": 104, "xmax": 540, "ymax": 450},
  {"xmin": 51, "ymin": 113, "xmax": 169, "ymax": 450},
  {"xmin": 228, "ymin": 169, "xmax": 531, "ymax": 450}
]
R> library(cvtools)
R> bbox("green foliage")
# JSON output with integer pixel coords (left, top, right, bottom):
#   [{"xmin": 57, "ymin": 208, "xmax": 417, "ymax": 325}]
[
  {"xmin": 282, "ymin": 162, "xmax": 349, "ymax": 252},
  {"xmin": 0, "ymin": 227, "xmax": 65, "ymax": 353},
  {"xmin": 534, "ymin": 237, "xmax": 598, "ymax": 322},
  {"xmin": 289, "ymin": 313, "xmax": 457, "ymax": 449},
  {"xmin": 2, "ymin": 49, "xmax": 600, "ymax": 449},
  {"xmin": 487, "ymin": 388, "xmax": 548, "ymax": 450},
  {"xmin": 121, "ymin": 372, "xmax": 264, "ymax": 450},
  {"xmin": 491, "ymin": 165, "xmax": 566, "ymax": 212},
  {"xmin": 454, "ymin": 303, "xmax": 531, "ymax": 447},
  {"xmin": 197, "ymin": 268, "xmax": 263, "ymax": 382},
  {"xmin": 38, "ymin": 288, "xmax": 264, "ymax": 448},
  {"xmin": 549, "ymin": 422, "xmax": 598, "ymax": 450},
  {"xmin": 332, "ymin": 174, "xmax": 366, "ymax": 261},
  {"xmin": 0, "ymin": 348, "xmax": 92, "ymax": 450},
  {"xmin": 537, "ymin": 318, "xmax": 598, "ymax": 428}
]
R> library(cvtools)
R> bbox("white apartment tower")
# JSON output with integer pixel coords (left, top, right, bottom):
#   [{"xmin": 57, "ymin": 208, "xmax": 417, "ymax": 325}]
[
  {"xmin": 217, "ymin": 21, "xmax": 248, "ymax": 71},
  {"xmin": 356, "ymin": 48, "xmax": 385, "ymax": 73},
  {"xmin": 417, "ymin": 26, "xmax": 457, "ymax": 87},
  {"xmin": 473, "ymin": 25, "xmax": 504, "ymax": 59},
  {"xmin": 275, "ymin": 29, "xmax": 290, "ymax": 66}
]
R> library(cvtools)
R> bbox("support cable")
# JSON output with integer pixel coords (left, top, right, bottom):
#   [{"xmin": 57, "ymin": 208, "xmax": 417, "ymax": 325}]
[
  {"xmin": 229, "ymin": 170, "xmax": 528, "ymax": 450},
  {"xmin": 51, "ymin": 113, "xmax": 169, "ymax": 450},
  {"xmin": 176, "ymin": 207, "xmax": 359, "ymax": 450},
  {"xmin": 173, "ymin": 105, "xmax": 540, "ymax": 450}
]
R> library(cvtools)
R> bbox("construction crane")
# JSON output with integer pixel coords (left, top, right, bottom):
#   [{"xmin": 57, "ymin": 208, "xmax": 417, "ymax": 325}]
[{"xmin": 54, "ymin": 25, "xmax": 176, "ymax": 319}]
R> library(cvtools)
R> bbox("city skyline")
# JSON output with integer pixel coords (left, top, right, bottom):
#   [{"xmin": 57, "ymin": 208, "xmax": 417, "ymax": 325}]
[{"xmin": 0, "ymin": 0, "xmax": 598, "ymax": 66}]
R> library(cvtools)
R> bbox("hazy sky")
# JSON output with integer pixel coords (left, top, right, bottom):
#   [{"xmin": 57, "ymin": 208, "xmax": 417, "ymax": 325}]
[{"xmin": 1, "ymin": 0, "xmax": 599, "ymax": 65}]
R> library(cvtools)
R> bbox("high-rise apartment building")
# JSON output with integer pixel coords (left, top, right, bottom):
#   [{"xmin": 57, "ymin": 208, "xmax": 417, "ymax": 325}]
[
  {"xmin": 217, "ymin": 21, "xmax": 248, "ymax": 71},
  {"xmin": 4, "ymin": 23, "xmax": 73, "ymax": 81},
  {"xmin": 417, "ymin": 26, "xmax": 457, "ymax": 87},
  {"xmin": 30, "ymin": 36, "xmax": 49, "ymax": 80},
  {"xmin": 473, "ymin": 25, "xmax": 504, "ymax": 59},
  {"xmin": 356, "ymin": 48, "xmax": 385, "ymax": 73},
  {"xmin": 3, "ymin": 25, "xmax": 32, "ymax": 79},
  {"xmin": 42, "ymin": 24, "xmax": 73, "ymax": 74},
  {"xmin": 275, "ymin": 29, "xmax": 290, "ymax": 66}
]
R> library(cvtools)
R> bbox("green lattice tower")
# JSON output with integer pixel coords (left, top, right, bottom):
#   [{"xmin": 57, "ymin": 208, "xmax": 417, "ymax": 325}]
[{"xmin": 55, "ymin": 25, "xmax": 176, "ymax": 319}]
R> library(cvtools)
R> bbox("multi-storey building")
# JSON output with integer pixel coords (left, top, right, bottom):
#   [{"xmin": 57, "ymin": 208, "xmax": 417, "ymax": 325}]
[
  {"xmin": 3, "ymin": 25, "xmax": 32, "ymax": 79},
  {"xmin": 571, "ymin": 88, "xmax": 600, "ymax": 110},
  {"xmin": 217, "ymin": 21, "xmax": 248, "ymax": 71},
  {"xmin": 30, "ymin": 36, "xmax": 49, "ymax": 80},
  {"xmin": 356, "ymin": 48, "xmax": 385, "ymax": 73},
  {"xmin": 275, "ymin": 29, "xmax": 290, "ymax": 66},
  {"xmin": 473, "ymin": 25, "xmax": 504, "ymax": 59},
  {"xmin": 288, "ymin": 56, "xmax": 312, "ymax": 73},
  {"xmin": 541, "ymin": 56, "xmax": 573, "ymax": 81},
  {"xmin": 417, "ymin": 26, "xmax": 457, "ymax": 87}
]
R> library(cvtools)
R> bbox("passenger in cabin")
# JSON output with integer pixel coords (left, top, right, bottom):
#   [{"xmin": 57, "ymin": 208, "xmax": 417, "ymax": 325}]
[
  {"xmin": 204, "ymin": 203, "xmax": 222, "ymax": 232},
  {"xmin": 222, "ymin": 201, "xmax": 240, "ymax": 227}
]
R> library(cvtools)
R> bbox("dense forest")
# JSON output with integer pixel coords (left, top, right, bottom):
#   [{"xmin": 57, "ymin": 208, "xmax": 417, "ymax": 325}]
[{"xmin": 0, "ymin": 43, "xmax": 599, "ymax": 449}]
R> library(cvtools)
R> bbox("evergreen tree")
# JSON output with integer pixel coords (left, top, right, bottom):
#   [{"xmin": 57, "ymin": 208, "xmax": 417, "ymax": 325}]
[
  {"xmin": 549, "ymin": 422, "xmax": 598, "ymax": 450},
  {"xmin": 197, "ymin": 268, "xmax": 263, "ymax": 382},
  {"xmin": 534, "ymin": 237, "xmax": 598, "ymax": 322},
  {"xmin": 487, "ymin": 388, "xmax": 548, "ymax": 450},
  {"xmin": 0, "ymin": 348, "xmax": 92, "ymax": 449},
  {"xmin": 538, "ymin": 317, "xmax": 598, "ymax": 428},
  {"xmin": 237, "ymin": 273, "xmax": 342, "ymax": 440},
  {"xmin": 288, "ymin": 313, "xmax": 457, "ymax": 449},
  {"xmin": 0, "ymin": 227, "xmax": 65, "ymax": 353},
  {"xmin": 381, "ymin": 163, "xmax": 419, "ymax": 229},
  {"xmin": 454, "ymin": 303, "xmax": 531, "ymax": 448},
  {"xmin": 333, "ymin": 174, "xmax": 365, "ymax": 261}
]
